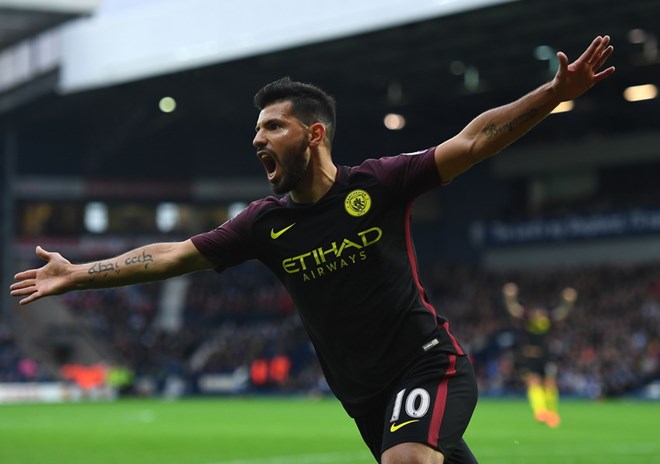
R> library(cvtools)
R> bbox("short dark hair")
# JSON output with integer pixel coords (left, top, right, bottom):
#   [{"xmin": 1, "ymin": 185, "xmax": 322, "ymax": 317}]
[{"xmin": 254, "ymin": 77, "xmax": 336, "ymax": 142}]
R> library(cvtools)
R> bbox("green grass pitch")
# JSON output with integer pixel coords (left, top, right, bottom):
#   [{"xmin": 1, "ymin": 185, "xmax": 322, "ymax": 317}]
[{"xmin": 0, "ymin": 397, "xmax": 658, "ymax": 463}]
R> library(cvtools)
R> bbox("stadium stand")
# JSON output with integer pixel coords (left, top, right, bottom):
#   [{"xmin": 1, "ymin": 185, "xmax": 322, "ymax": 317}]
[
  {"xmin": 427, "ymin": 262, "xmax": 660, "ymax": 398},
  {"xmin": 2, "ymin": 0, "xmax": 659, "ymax": 405},
  {"xmin": 4, "ymin": 256, "xmax": 653, "ymax": 400}
]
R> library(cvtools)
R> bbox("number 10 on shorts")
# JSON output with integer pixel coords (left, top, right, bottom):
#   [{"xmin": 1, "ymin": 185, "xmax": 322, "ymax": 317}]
[{"xmin": 390, "ymin": 388, "xmax": 431, "ymax": 421}]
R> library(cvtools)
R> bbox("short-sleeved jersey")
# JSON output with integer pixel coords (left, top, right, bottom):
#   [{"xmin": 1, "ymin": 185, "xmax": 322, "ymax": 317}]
[{"xmin": 191, "ymin": 147, "xmax": 464, "ymax": 416}]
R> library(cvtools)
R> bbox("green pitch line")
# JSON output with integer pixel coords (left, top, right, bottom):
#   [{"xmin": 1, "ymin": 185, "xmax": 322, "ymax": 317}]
[{"xmin": 0, "ymin": 397, "xmax": 658, "ymax": 464}]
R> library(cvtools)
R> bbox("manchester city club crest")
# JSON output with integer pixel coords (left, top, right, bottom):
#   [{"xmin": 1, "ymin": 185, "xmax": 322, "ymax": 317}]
[{"xmin": 344, "ymin": 189, "xmax": 372, "ymax": 217}]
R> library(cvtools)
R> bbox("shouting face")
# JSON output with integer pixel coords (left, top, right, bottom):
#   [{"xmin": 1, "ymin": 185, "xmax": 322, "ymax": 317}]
[{"xmin": 253, "ymin": 101, "xmax": 311, "ymax": 195}]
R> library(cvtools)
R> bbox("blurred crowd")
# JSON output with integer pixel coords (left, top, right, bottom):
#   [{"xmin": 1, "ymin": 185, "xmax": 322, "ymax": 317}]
[
  {"xmin": 426, "ymin": 263, "xmax": 660, "ymax": 398},
  {"xmin": 2, "ymin": 260, "xmax": 659, "ymax": 400},
  {"xmin": 0, "ymin": 318, "xmax": 47, "ymax": 383}
]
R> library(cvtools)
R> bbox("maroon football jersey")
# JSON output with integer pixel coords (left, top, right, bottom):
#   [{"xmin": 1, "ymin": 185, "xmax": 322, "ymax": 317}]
[{"xmin": 192, "ymin": 147, "xmax": 464, "ymax": 415}]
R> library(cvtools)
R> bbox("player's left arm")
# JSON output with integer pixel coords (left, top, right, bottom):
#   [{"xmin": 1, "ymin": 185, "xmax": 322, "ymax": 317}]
[
  {"xmin": 552, "ymin": 287, "xmax": 578, "ymax": 321},
  {"xmin": 502, "ymin": 282, "xmax": 525, "ymax": 318},
  {"xmin": 434, "ymin": 35, "xmax": 615, "ymax": 183}
]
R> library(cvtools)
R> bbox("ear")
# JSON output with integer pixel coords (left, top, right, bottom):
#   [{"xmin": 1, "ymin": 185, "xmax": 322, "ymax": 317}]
[{"xmin": 307, "ymin": 122, "xmax": 327, "ymax": 147}]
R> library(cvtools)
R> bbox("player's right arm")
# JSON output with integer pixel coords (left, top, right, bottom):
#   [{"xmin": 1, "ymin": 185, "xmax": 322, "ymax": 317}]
[
  {"xmin": 433, "ymin": 35, "xmax": 614, "ymax": 183},
  {"xmin": 10, "ymin": 240, "xmax": 213, "ymax": 305}
]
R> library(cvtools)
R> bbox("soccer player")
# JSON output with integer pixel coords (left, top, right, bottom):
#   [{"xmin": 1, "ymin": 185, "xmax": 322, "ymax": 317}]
[
  {"xmin": 11, "ymin": 36, "xmax": 614, "ymax": 463},
  {"xmin": 502, "ymin": 282, "xmax": 578, "ymax": 428}
]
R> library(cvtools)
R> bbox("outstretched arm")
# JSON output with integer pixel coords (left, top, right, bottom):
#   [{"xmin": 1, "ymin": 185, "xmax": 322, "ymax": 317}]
[
  {"xmin": 552, "ymin": 287, "xmax": 578, "ymax": 321},
  {"xmin": 435, "ymin": 35, "xmax": 615, "ymax": 182},
  {"xmin": 10, "ymin": 240, "xmax": 213, "ymax": 305}
]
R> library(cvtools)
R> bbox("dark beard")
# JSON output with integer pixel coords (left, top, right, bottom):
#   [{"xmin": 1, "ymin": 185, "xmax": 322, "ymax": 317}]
[{"xmin": 271, "ymin": 138, "xmax": 309, "ymax": 195}]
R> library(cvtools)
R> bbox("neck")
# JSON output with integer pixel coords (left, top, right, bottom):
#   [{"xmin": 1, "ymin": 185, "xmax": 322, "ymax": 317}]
[{"xmin": 289, "ymin": 151, "xmax": 337, "ymax": 204}]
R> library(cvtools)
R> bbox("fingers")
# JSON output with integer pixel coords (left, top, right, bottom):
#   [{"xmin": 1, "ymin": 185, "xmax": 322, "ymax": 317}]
[
  {"xmin": 10, "ymin": 278, "xmax": 35, "ymax": 291},
  {"xmin": 9, "ymin": 278, "xmax": 37, "ymax": 300},
  {"xmin": 593, "ymin": 65, "xmax": 616, "ymax": 82},
  {"xmin": 573, "ymin": 35, "xmax": 613, "ymax": 74},
  {"xmin": 557, "ymin": 35, "xmax": 615, "ymax": 90},
  {"xmin": 585, "ymin": 36, "xmax": 615, "ymax": 75},
  {"xmin": 10, "ymin": 246, "xmax": 51, "ymax": 306},
  {"xmin": 593, "ymin": 35, "xmax": 611, "ymax": 60},
  {"xmin": 592, "ymin": 43, "xmax": 616, "ymax": 81},
  {"xmin": 19, "ymin": 292, "xmax": 41, "ymax": 305},
  {"xmin": 580, "ymin": 35, "xmax": 609, "ymax": 65},
  {"xmin": 10, "ymin": 270, "xmax": 39, "ymax": 304},
  {"xmin": 576, "ymin": 36, "xmax": 601, "ymax": 63},
  {"xmin": 10, "ymin": 284, "xmax": 36, "ymax": 296},
  {"xmin": 13, "ymin": 269, "xmax": 37, "ymax": 281},
  {"xmin": 36, "ymin": 245, "xmax": 52, "ymax": 262},
  {"xmin": 556, "ymin": 51, "xmax": 569, "ymax": 72},
  {"xmin": 9, "ymin": 284, "xmax": 40, "ymax": 305},
  {"xmin": 592, "ymin": 44, "xmax": 614, "ymax": 70}
]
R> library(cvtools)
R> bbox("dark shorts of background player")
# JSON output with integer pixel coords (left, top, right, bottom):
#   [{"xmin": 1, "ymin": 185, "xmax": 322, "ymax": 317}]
[
  {"xmin": 520, "ymin": 351, "xmax": 552, "ymax": 378},
  {"xmin": 354, "ymin": 348, "xmax": 479, "ymax": 463}
]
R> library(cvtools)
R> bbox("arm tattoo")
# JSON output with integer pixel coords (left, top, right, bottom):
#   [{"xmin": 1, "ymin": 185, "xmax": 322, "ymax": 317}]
[
  {"xmin": 87, "ymin": 250, "xmax": 154, "ymax": 280},
  {"xmin": 88, "ymin": 261, "xmax": 120, "ymax": 278},
  {"xmin": 482, "ymin": 108, "xmax": 540, "ymax": 138},
  {"xmin": 124, "ymin": 250, "xmax": 154, "ymax": 269}
]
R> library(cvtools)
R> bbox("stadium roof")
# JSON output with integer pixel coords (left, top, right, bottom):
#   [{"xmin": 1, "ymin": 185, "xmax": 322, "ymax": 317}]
[
  {"xmin": 2, "ymin": 0, "xmax": 659, "ymax": 179},
  {"xmin": 0, "ymin": 0, "xmax": 99, "ymax": 48}
]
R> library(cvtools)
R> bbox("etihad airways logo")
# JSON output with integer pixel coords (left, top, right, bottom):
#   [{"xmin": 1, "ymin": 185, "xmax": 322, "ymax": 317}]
[{"xmin": 282, "ymin": 226, "xmax": 382, "ymax": 281}]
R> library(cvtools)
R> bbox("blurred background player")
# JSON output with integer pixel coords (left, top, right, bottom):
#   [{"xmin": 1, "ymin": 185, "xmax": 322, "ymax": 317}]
[{"xmin": 502, "ymin": 282, "xmax": 578, "ymax": 428}]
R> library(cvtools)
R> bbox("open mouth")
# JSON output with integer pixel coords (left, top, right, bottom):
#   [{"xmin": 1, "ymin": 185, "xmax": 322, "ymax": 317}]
[{"xmin": 258, "ymin": 151, "xmax": 278, "ymax": 181}]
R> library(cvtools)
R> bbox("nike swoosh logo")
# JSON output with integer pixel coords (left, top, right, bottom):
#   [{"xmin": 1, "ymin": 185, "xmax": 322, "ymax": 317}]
[
  {"xmin": 270, "ymin": 223, "xmax": 296, "ymax": 239},
  {"xmin": 389, "ymin": 420, "xmax": 419, "ymax": 432}
]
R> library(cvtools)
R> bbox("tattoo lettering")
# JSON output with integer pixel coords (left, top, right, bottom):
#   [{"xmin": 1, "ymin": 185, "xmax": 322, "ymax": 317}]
[
  {"xmin": 88, "ymin": 261, "xmax": 120, "ymax": 277},
  {"xmin": 482, "ymin": 108, "xmax": 540, "ymax": 138},
  {"xmin": 124, "ymin": 250, "xmax": 154, "ymax": 269}
]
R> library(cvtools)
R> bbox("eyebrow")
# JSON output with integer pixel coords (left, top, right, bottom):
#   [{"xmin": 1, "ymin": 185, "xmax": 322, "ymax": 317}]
[
  {"xmin": 254, "ymin": 114, "xmax": 310, "ymax": 133},
  {"xmin": 255, "ymin": 116, "xmax": 284, "ymax": 132}
]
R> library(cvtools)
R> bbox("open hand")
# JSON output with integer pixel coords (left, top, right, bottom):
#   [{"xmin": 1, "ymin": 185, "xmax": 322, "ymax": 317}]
[
  {"xmin": 10, "ymin": 246, "xmax": 74, "ymax": 305},
  {"xmin": 553, "ymin": 35, "xmax": 615, "ymax": 102}
]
